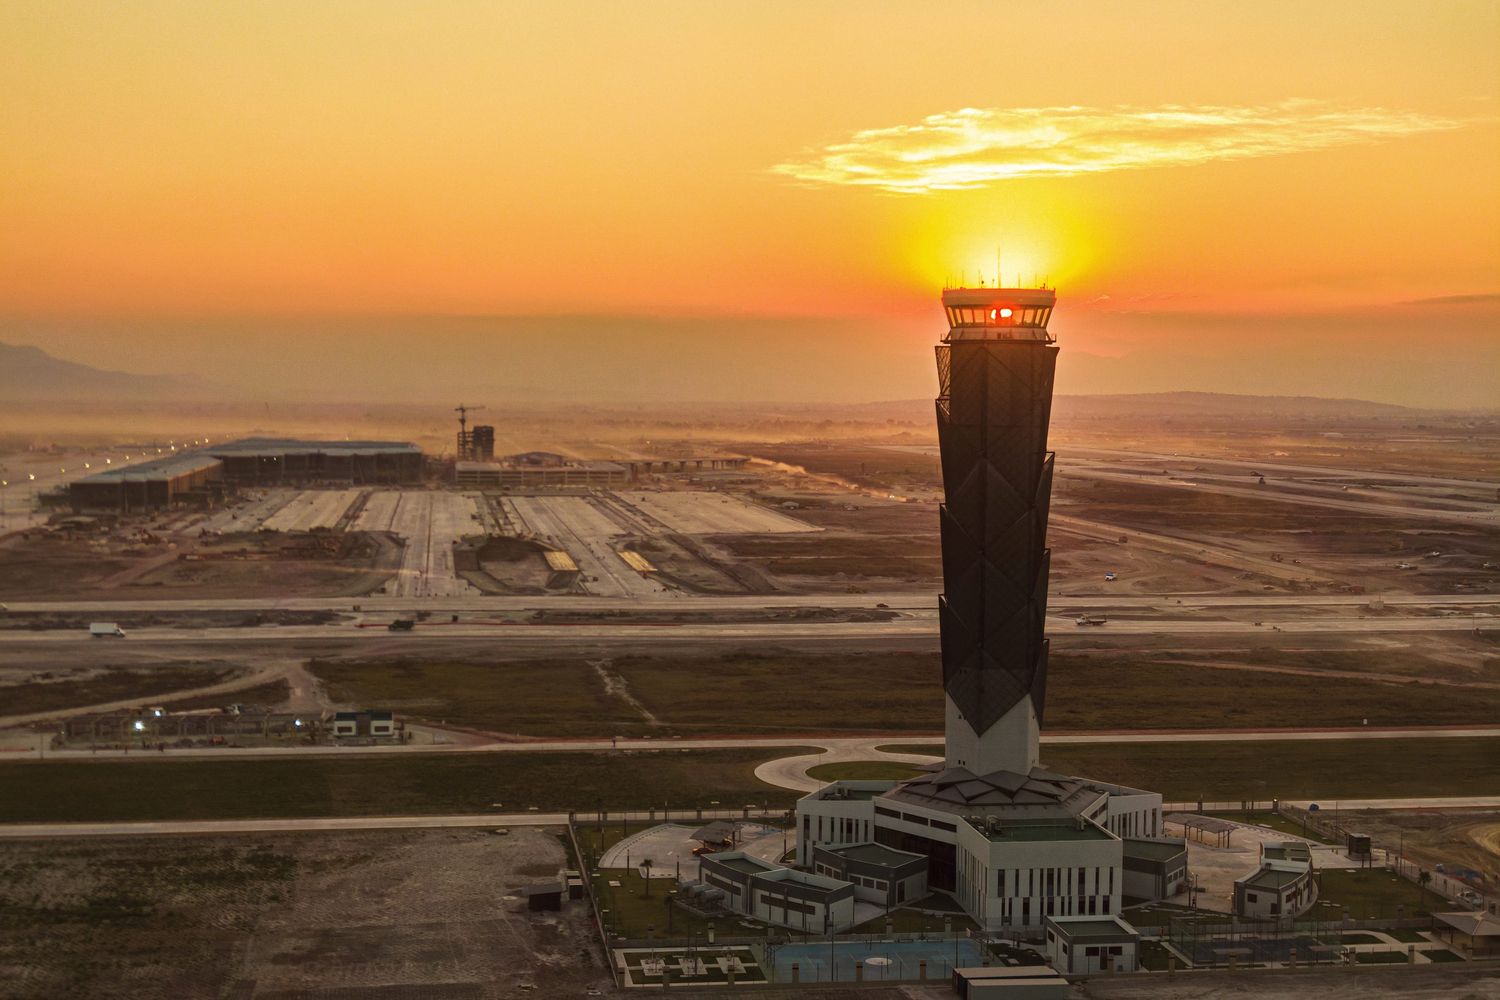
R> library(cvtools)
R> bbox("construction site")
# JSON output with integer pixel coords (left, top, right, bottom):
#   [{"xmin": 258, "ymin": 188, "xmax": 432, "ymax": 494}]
[{"xmin": 1, "ymin": 393, "xmax": 1498, "ymax": 1000}]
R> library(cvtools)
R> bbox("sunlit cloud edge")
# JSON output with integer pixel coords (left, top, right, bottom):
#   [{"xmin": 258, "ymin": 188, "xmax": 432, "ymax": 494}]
[{"xmin": 772, "ymin": 101, "xmax": 1467, "ymax": 194}]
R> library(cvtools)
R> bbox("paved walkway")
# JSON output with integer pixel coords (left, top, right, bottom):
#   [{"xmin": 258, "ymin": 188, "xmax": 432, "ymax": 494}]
[
  {"xmin": 5, "ymin": 726, "xmax": 1494, "ymax": 762},
  {"xmin": 0, "ymin": 813, "xmax": 569, "ymax": 839}
]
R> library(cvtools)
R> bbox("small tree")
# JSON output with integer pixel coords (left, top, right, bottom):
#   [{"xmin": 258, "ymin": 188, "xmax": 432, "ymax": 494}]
[{"xmin": 1418, "ymin": 870, "xmax": 1433, "ymax": 911}]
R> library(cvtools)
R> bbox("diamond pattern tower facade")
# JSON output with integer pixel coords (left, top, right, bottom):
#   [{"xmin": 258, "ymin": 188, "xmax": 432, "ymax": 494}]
[
  {"xmin": 935, "ymin": 285, "xmax": 1058, "ymax": 775},
  {"xmin": 794, "ymin": 285, "xmax": 1176, "ymax": 937}
]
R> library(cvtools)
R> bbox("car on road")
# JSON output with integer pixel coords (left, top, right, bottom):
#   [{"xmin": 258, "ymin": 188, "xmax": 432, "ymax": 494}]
[
  {"xmin": 89, "ymin": 622, "xmax": 126, "ymax": 638},
  {"xmin": 388, "ymin": 619, "xmax": 416, "ymax": 631}
]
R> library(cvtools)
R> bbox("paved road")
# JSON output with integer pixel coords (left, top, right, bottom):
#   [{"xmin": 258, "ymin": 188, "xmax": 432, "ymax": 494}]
[
  {"xmin": 4, "ymin": 795, "xmax": 1497, "ymax": 842},
  {"xmin": 1050, "ymin": 513, "xmax": 1337, "ymax": 585},
  {"xmin": 1064, "ymin": 466, "xmax": 1496, "ymax": 526},
  {"xmin": 0, "ymin": 813, "xmax": 570, "ymax": 839},
  {"xmin": 510, "ymin": 495, "xmax": 676, "ymax": 599},
  {"xmin": 4, "ymin": 592, "xmax": 1493, "ymax": 614},
  {"xmin": 0, "ymin": 611, "xmax": 1489, "ymax": 647},
  {"xmin": 747, "ymin": 731, "xmax": 1500, "ymax": 793},
  {"xmin": 1058, "ymin": 446, "xmax": 1500, "ymax": 492},
  {"xmin": 1282, "ymin": 796, "xmax": 1500, "ymax": 811},
  {"xmin": 7, "ymin": 726, "xmax": 1494, "ymax": 764}
]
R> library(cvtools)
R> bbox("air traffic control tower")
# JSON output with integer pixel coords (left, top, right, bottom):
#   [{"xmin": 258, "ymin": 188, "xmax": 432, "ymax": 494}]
[
  {"xmin": 935, "ymin": 285, "xmax": 1058, "ymax": 776},
  {"xmin": 794, "ymin": 286, "xmax": 1172, "ymax": 935}
]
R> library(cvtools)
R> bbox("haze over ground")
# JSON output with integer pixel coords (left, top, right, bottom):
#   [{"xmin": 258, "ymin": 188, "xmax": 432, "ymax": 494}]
[{"xmin": 2, "ymin": 1, "xmax": 1497, "ymax": 406}]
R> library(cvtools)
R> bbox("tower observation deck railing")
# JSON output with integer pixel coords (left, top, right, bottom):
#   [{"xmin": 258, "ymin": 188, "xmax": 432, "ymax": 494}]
[{"xmin": 940, "ymin": 287, "xmax": 1057, "ymax": 344}]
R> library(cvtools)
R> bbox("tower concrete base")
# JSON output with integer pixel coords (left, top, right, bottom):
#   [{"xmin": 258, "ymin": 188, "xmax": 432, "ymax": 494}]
[{"xmin": 945, "ymin": 694, "xmax": 1039, "ymax": 775}]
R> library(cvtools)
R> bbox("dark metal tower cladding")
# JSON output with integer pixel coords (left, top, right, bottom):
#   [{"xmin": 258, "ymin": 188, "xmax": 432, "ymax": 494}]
[{"xmin": 935, "ymin": 286, "xmax": 1058, "ymax": 775}]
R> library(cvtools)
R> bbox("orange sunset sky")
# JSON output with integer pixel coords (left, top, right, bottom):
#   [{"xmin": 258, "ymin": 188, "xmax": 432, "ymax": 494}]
[{"xmin": 2, "ymin": 1, "xmax": 1497, "ymax": 406}]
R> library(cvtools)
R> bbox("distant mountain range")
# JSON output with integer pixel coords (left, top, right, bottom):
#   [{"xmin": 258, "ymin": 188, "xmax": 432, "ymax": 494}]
[
  {"xmin": 0, "ymin": 342, "xmax": 209, "ymax": 401},
  {"xmin": 847, "ymin": 391, "xmax": 1424, "ymax": 424},
  {"xmin": 1053, "ymin": 391, "xmax": 1416, "ymax": 418}
]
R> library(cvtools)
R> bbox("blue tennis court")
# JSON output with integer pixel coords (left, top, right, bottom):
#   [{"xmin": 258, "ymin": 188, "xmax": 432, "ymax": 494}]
[{"xmin": 771, "ymin": 938, "xmax": 985, "ymax": 982}]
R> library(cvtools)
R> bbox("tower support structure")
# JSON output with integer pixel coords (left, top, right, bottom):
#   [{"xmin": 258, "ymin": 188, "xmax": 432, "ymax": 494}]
[{"xmin": 935, "ymin": 287, "xmax": 1058, "ymax": 775}]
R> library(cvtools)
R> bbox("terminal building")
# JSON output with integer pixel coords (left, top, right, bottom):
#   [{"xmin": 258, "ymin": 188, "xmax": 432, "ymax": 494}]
[
  {"xmin": 69, "ymin": 438, "xmax": 423, "ymax": 511},
  {"xmin": 453, "ymin": 452, "xmax": 630, "ymax": 488},
  {"xmin": 796, "ymin": 287, "xmax": 1183, "ymax": 940}
]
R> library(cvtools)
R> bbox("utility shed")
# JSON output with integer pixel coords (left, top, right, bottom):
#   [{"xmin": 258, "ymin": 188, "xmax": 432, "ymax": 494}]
[
  {"xmin": 517, "ymin": 884, "xmax": 562, "ymax": 912},
  {"xmin": 1044, "ymin": 914, "xmax": 1140, "ymax": 974},
  {"xmin": 954, "ymin": 966, "xmax": 1069, "ymax": 999}
]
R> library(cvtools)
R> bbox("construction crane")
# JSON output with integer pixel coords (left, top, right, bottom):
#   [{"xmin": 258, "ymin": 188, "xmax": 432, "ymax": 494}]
[{"xmin": 454, "ymin": 404, "xmax": 486, "ymax": 460}]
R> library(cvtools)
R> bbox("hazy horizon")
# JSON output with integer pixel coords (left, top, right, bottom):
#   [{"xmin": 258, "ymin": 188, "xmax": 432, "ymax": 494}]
[
  {"xmin": 5, "ymin": 297, "xmax": 1498, "ymax": 409},
  {"xmin": 4, "ymin": 1, "xmax": 1498, "ymax": 413}
]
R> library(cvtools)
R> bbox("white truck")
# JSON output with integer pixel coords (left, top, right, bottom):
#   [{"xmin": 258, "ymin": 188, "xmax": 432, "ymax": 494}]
[{"xmin": 89, "ymin": 622, "xmax": 126, "ymax": 638}]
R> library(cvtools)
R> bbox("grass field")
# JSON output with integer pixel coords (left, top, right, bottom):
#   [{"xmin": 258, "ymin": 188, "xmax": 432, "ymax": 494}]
[
  {"xmin": 161, "ymin": 678, "xmax": 290, "ymax": 712},
  {"xmin": 308, "ymin": 650, "xmax": 1500, "ymax": 737},
  {"xmin": 0, "ymin": 748, "xmax": 811, "ymax": 823},
  {"xmin": 806, "ymin": 761, "xmax": 925, "ymax": 782},
  {"xmin": 309, "ymin": 658, "xmax": 648, "ymax": 737},
  {"xmin": 1312, "ymin": 868, "xmax": 1434, "ymax": 920},
  {"xmin": 876, "ymin": 737, "xmax": 1500, "ymax": 800},
  {"xmin": 0, "ymin": 665, "xmax": 240, "ymax": 718}
]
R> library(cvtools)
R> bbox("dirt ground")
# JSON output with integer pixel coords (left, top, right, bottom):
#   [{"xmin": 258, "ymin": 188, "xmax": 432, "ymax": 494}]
[
  {"xmin": 0, "ymin": 828, "xmax": 611, "ymax": 1000},
  {"xmin": 1078, "ymin": 966, "xmax": 1500, "ymax": 999},
  {"xmin": 1339, "ymin": 809, "xmax": 1500, "ymax": 886},
  {"xmin": 0, "ymin": 528, "xmax": 398, "ymax": 601}
]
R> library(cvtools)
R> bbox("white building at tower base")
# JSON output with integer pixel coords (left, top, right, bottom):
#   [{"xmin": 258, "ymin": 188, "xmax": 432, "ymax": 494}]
[{"xmin": 796, "ymin": 765, "xmax": 1179, "ymax": 934}]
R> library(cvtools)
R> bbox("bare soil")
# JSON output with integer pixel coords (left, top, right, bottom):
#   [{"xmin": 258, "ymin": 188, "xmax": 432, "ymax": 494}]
[{"xmin": 0, "ymin": 828, "xmax": 611, "ymax": 1000}]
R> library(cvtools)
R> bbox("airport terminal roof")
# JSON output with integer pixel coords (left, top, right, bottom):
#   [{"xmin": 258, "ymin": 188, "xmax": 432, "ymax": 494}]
[
  {"xmin": 74, "ymin": 452, "xmax": 222, "ymax": 483},
  {"xmin": 456, "ymin": 459, "xmax": 625, "ymax": 471},
  {"xmin": 211, "ymin": 438, "xmax": 420, "ymax": 456}
]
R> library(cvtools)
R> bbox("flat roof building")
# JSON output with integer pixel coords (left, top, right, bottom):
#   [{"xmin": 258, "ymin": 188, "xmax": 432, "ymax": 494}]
[
  {"xmin": 810, "ymin": 841, "xmax": 928, "ymax": 908},
  {"xmin": 1233, "ymin": 843, "xmax": 1316, "ymax": 919},
  {"xmin": 69, "ymin": 438, "xmax": 423, "ymax": 511},
  {"xmin": 697, "ymin": 851, "xmax": 856, "ymax": 934},
  {"xmin": 454, "ymin": 458, "xmax": 628, "ymax": 487},
  {"xmin": 1043, "ymin": 914, "xmax": 1141, "ymax": 975}
]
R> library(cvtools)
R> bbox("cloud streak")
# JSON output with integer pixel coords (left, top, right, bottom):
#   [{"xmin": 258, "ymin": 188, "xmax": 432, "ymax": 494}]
[{"xmin": 773, "ymin": 101, "xmax": 1463, "ymax": 193}]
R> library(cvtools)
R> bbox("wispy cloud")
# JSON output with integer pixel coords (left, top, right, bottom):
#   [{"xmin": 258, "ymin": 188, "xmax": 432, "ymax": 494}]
[
  {"xmin": 773, "ymin": 101, "xmax": 1463, "ymax": 194},
  {"xmin": 1398, "ymin": 292, "xmax": 1500, "ymax": 306}
]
